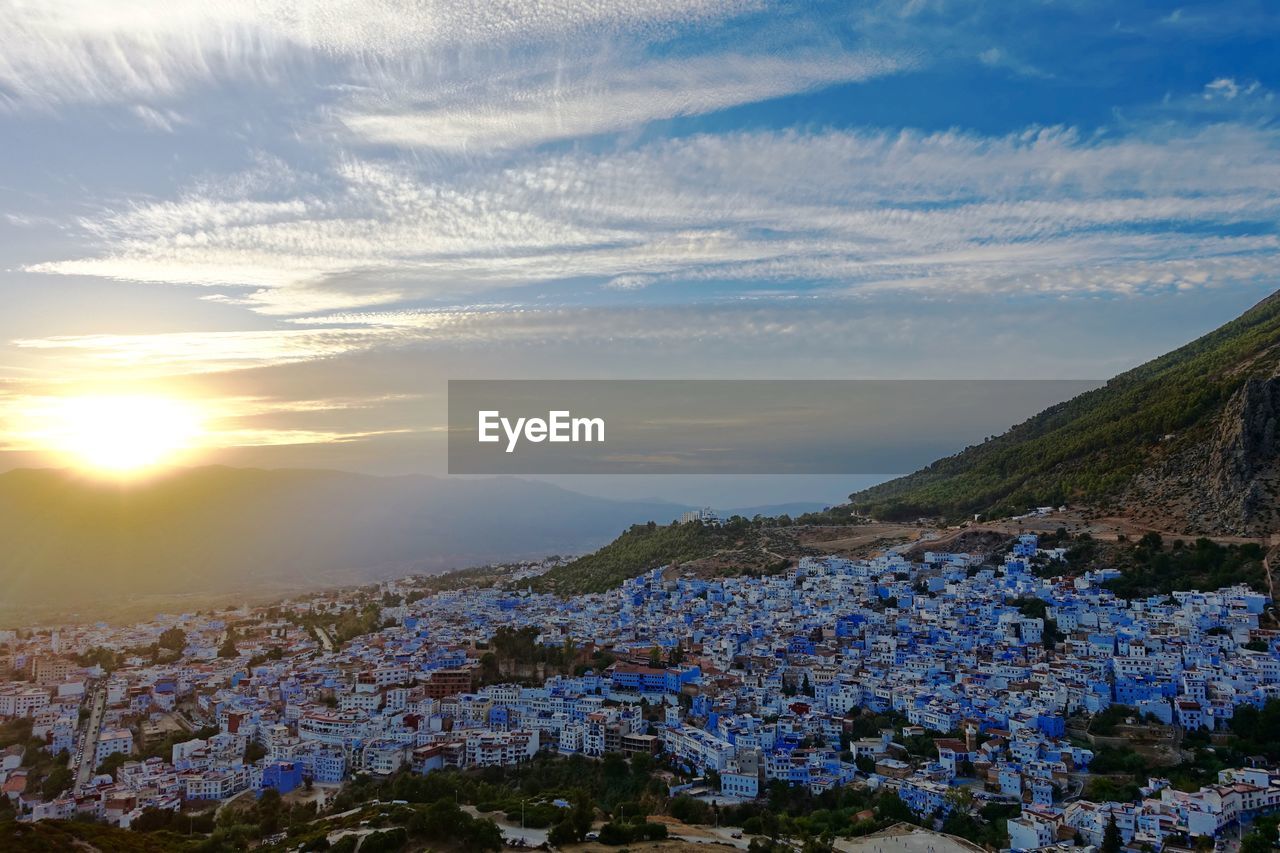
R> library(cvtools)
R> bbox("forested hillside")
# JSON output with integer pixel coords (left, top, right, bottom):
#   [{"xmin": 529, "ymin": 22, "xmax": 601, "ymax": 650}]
[
  {"xmin": 528, "ymin": 520, "xmax": 735, "ymax": 595},
  {"xmin": 849, "ymin": 290, "xmax": 1280, "ymax": 531}
]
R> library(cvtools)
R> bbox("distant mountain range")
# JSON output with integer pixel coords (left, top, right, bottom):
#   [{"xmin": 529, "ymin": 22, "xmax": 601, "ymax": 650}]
[
  {"xmin": 0, "ymin": 467, "xmax": 693, "ymax": 607},
  {"xmin": 850, "ymin": 290, "xmax": 1280, "ymax": 535}
]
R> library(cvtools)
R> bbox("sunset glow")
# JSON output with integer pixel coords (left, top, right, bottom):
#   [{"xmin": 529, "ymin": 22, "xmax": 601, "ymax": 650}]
[{"xmin": 23, "ymin": 395, "xmax": 206, "ymax": 474}]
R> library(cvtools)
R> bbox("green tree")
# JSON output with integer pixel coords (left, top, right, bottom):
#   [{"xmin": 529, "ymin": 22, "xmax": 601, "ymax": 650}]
[
  {"xmin": 598, "ymin": 822, "xmax": 634, "ymax": 845},
  {"xmin": 1102, "ymin": 814, "xmax": 1123, "ymax": 853},
  {"xmin": 256, "ymin": 786, "xmax": 283, "ymax": 836},
  {"xmin": 329, "ymin": 836, "xmax": 358, "ymax": 853},
  {"xmin": 1240, "ymin": 832, "xmax": 1275, "ymax": 853},
  {"xmin": 572, "ymin": 794, "xmax": 594, "ymax": 839},
  {"xmin": 96, "ymin": 751, "xmax": 131, "ymax": 777},
  {"xmin": 359, "ymin": 827, "xmax": 407, "ymax": 853},
  {"xmin": 40, "ymin": 765, "xmax": 72, "ymax": 799},
  {"xmin": 876, "ymin": 791, "xmax": 916, "ymax": 824},
  {"xmin": 549, "ymin": 819, "xmax": 580, "ymax": 846},
  {"xmin": 218, "ymin": 628, "xmax": 239, "ymax": 659},
  {"xmin": 158, "ymin": 627, "xmax": 187, "ymax": 652}
]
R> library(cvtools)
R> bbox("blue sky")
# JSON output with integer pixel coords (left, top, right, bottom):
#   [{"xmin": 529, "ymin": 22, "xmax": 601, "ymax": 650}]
[{"xmin": 1, "ymin": 0, "xmax": 1278, "ymax": 504}]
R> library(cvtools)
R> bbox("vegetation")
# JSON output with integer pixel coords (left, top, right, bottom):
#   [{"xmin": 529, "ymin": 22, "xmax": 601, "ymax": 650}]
[
  {"xmin": 315, "ymin": 750, "xmax": 1008, "ymax": 851},
  {"xmin": 158, "ymin": 627, "xmax": 187, "ymax": 652},
  {"xmin": 1101, "ymin": 534, "xmax": 1267, "ymax": 598},
  {"xmin": 96, "ymin": 751, "xmax": 132, "ymax": 777},
  {"xmin": 1088, "ymin": 705, "xmax": 1142, "ymax": 737},
  {"xmin": 1225, "ymin": 700, "xmax": 1280, "ymax": 762},
  {"xmin": 0, "ymin": 818, "xmax": 202, "ymax": 852},
  {"xmin": 1011, "ymin": 597, "xmax": 1065, "ymax": 647},
  {"xmin": 1084, "ymin": 775, "xmax": 1142, "ymax": 804},
  {"xmin": 1102, "ymin": 814, "xmax": 1123, "ymax": 853},
  {"xmin": 597, "ymin": 820, "xmax": 668, "ymax": 844},
  {"xmin": 849, "ymin": 290, "xmax": 1280, "ymax": 521},
  {"xmin": 0, "ymin": 717, "xmax": 33, "ymax": 750},
  {"xmin": 0, "ymin": 721, "xmax": 71, "ymax": 802},
  {"xmin": 39, "ymin": 765, "xmax": 73, "ymax": 799},
  {"xmin": 717, "ymin": 782, "xmax": 1012, "ymax": 850},
  {"xmin": 409, "ymin": 559, "xmax": 560, "ymax": 595},
  {"xmin": 75, "ymin": 646, "xmax": 125, "ymax": 672},
  {"xmin": 530, "ymin": 519, "xmax": 745, "ymax": 595},
  {"xmin": 1240, "ymin": 813, "xmax": 1280, "ymax": 853},
  {"xmin": 329, "ymin": 602, "xmax": 387, "ymax": 644},
  {"xmin": 1080, "ymin": 699, "xmax": 1280, "ymax": 797},
  {"xmin": 247, "ymin": 647, "xmax": 285, "ymax": 668},
  {"xmin": 0, "ymin": 743, "xmax": 1025, "ymax": 852},
  {"xmin": 216, "ymin": 627, "xmax": 238, "ymax": 659},
  {"xmin": 134, "ymin": 726, "xmax": 219, "ymax": 766},
  {"xmin": 282, "ymin": 595, "xmax": 392, "ymax": 646},
  {"xmin": 129, "ymin": 807, "xmax": 217, "ymax": 835},
  {"xmin": 475, "ymin": 626, "xmax": 585, "ymax": 685}
]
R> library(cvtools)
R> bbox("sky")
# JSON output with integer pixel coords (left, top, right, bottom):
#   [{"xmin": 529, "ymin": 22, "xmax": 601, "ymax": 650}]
[{"xmin": 1, "ymin": 0, "xmax": 1278, "ymax": 506}]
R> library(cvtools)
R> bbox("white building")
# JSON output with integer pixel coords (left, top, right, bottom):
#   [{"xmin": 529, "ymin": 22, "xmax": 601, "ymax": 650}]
[{"xmin": 95, "ymin": 729, "xmax": 134, "ymax": 765}]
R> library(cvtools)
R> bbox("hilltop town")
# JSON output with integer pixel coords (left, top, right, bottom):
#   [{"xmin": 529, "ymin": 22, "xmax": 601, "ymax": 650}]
[{"xmin": 2, "ymin": 529, "xmax": 1278, "ymax": 853}]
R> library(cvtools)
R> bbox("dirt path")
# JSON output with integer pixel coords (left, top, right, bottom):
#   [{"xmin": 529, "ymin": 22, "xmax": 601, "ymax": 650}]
[{"xmin": 796, "ymin": 523, "xmax": 924, "ymax": 557}]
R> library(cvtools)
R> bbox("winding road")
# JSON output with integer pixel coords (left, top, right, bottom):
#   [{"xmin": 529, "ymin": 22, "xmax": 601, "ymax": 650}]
[{"xmin": 74, "ymin": 681, "xmax": 107, "ymax": 792}]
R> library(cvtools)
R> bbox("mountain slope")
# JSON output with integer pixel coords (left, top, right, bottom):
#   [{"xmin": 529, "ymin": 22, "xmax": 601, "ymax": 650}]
[
  {"xmin": 0, "ymin": 467, "xmax": 689, "ymax": 607},
  {"xmin": 528, "ymin": 521, "xmax": 732, "ymax": 595},
  {"xmin": 527, "ymin": 516, "xmax": 812, "ymax": 596},
  {"xmin": 849, "ymin": 290, "xmax": 1280, "ymax": 534}
]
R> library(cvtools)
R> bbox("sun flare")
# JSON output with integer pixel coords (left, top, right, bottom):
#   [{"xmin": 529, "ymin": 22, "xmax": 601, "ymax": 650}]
[{"xmin": 25, "ymin": 395, "xmax": 206, "ymax": 474}]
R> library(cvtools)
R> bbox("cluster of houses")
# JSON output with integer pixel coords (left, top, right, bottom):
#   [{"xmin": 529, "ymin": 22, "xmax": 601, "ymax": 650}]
[
  {"xmin": 2, "ymin": 533, "xmax": 1279, "ymax": 848},
  {"xmin": 1010, "ymin": 768, "xmax": 1280, "ymax": 850}
]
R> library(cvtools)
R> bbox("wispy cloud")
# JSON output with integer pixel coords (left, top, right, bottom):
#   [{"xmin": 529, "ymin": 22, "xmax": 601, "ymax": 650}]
[
  {"xmin": 129, "ymin": 104, "xmax": 189, "ymax": 133},
  {"xmin": 1126, "ymin": 77, "xmax": 1277, "ymax": 126},
  {"xmin": 340, "ymin": 51, "xmax": 910, "ymax": 151},
  {"xmin": 12, "ymin": 329, "xmax": 394, "ymax": 373},
  {"xmin": 26, "ymin": 124, "xmax": 1280, "ymax": 316},
  {"xmin": 13, "ymin": 305, "xmax": 879, "ymax": 372},
  {"xmin": 0, "ymin": 0, "xmax": 763, "ymax": 112}
]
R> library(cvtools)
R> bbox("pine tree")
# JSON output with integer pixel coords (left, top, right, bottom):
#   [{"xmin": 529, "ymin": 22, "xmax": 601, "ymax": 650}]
[{"xmin": 1102, "ymin": 813, "xmax": 1123, "ymax": 853}]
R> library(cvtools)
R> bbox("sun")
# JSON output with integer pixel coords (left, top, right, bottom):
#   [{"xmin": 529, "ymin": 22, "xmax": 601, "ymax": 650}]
[{"xmin": 29, "ymin": 395, "xmax": 207, "ymax": 475}]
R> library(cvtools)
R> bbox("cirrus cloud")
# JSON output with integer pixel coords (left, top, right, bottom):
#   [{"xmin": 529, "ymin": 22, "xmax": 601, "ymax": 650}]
[
  {"xmin": 25, "ymin": 123, "xmax": 1280, "ymax": 316},
  {"xmin": 0, "ymin": 0, "xmax": 765, "ymax": 111}
]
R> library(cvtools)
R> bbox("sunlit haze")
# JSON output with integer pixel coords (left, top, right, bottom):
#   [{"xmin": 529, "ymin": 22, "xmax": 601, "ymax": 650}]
[{"xmin": 14, "ymin": 395, "xmax": 206, "ymax": 475}]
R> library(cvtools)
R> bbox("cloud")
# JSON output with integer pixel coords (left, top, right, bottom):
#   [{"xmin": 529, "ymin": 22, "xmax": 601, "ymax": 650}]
[
  {"xmin": 130, "ymin": 104, "xmax": 189, "ymax": 132},
  {"xmin": 26, "ymin": 124, "xmax": 1280, "ymax": 316},
  {"xmin": 1205, "ymin": 78, "xmax": 1244, "ymax": 100},
  {"xmin": 12, "ymin": 305, "xmax": 854, "ymax": 370},
  {"xmin": 975, "ymin": 46, "xmax": 1049, "ymax": 79},
  {"xmin": 1201, "ymin": 77, "xmax": 1272, "ymax": 108},
  {"xmin": 0, "ymin": 0, "xmax": 763, "ymax": 112},
  {"xmin": 605, "ymin": 275, "xmax": 656, "ymax": 291},
  {"xmin": 1129, "ymin": 78, "xmax": 1276, "ymax": 125},
  {"xmin": 339, "ymin": 51, "xmax": 909, "ymax": 151},
  {"xmin": 12, "ymin": 328, "xmax": 396, "ymax": 373}
]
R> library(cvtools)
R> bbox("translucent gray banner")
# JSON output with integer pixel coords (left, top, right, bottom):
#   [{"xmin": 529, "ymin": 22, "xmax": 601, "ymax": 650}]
[{"xmin": 447, "ymin": 379, "xmax": 1101, "ymax": 474}]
